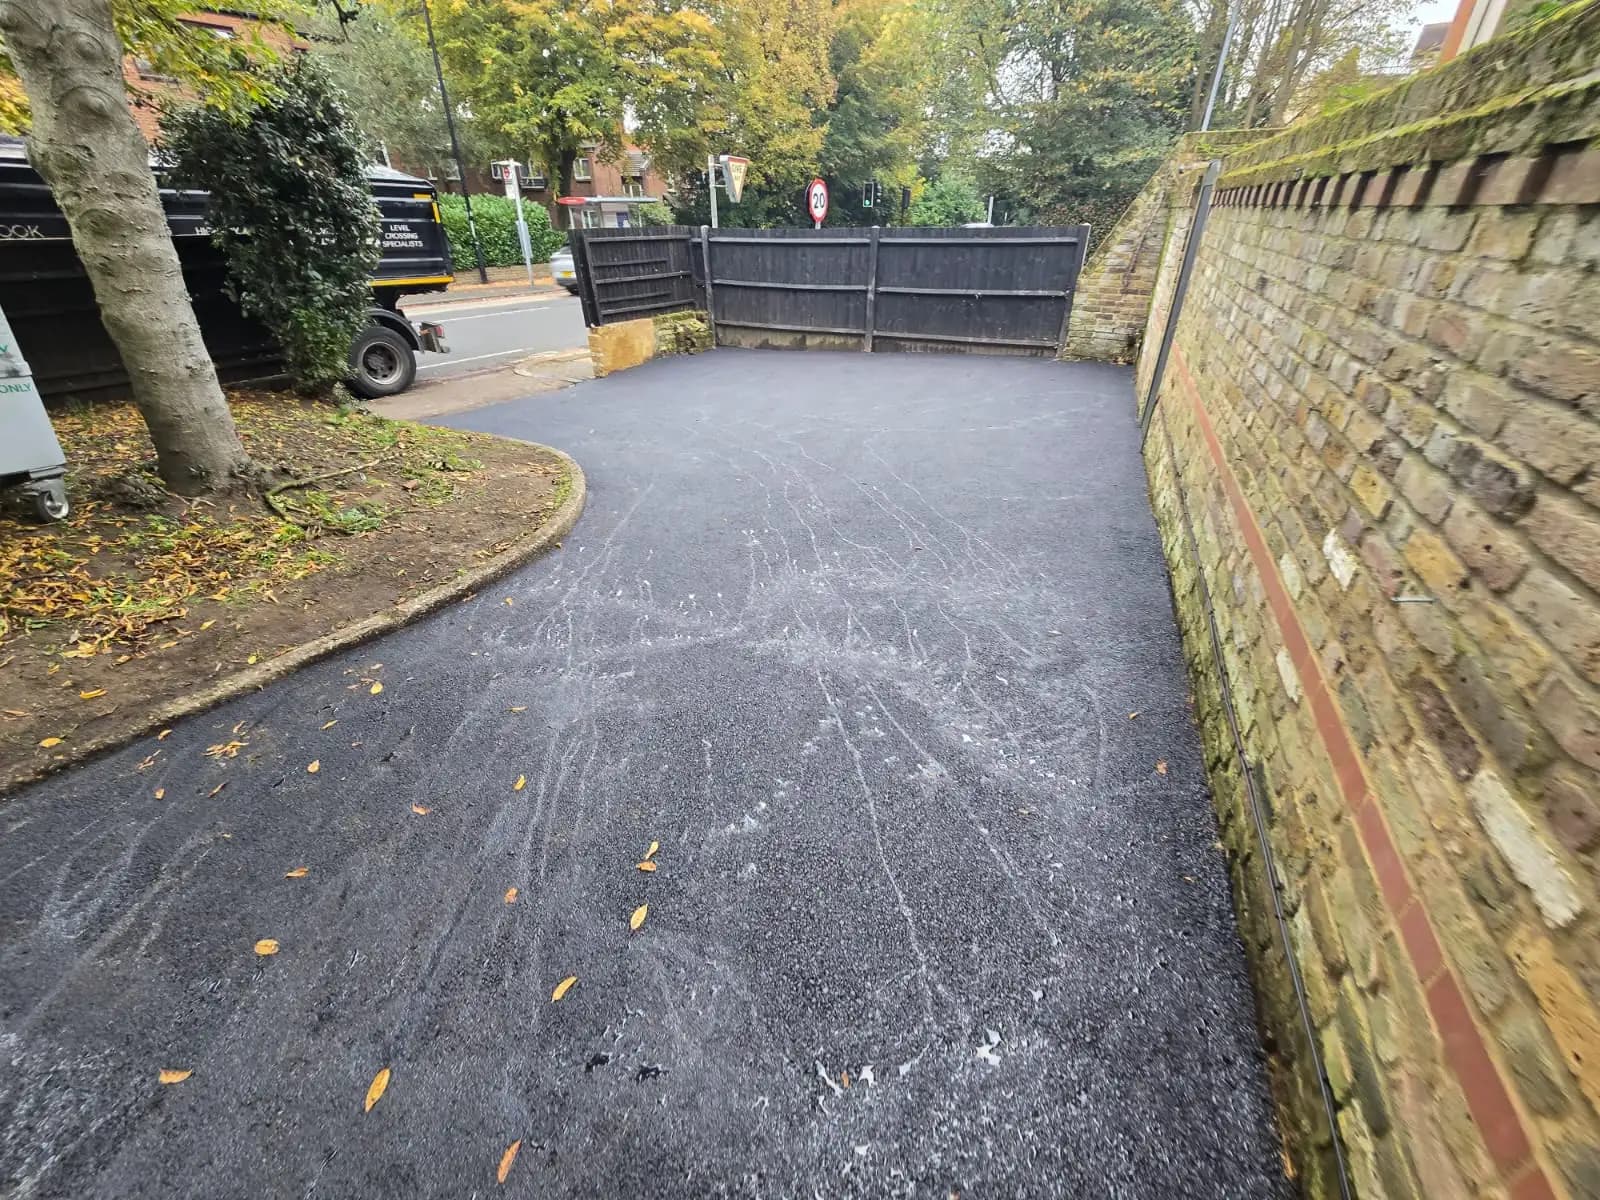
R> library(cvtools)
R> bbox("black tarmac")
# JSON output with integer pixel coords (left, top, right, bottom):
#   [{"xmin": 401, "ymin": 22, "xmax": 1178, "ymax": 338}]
[{"xmin": 2, "ymin": 350, "xmax": 1289, "ymax": 1199}]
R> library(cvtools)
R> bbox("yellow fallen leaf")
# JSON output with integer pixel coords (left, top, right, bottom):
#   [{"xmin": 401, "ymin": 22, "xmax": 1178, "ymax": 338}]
[
  {"xmin": 158, "ymin": 1068, "xmax": 192, "ymax": 1085},
  {"xmin": 247, "ymin": 654, "xmax": 259, "ymax": 665},
  {"xmin": 504, "ymin": 887, "xmax": 519, "ymax": 903},
  {"xmin": 1156, "ymin": 760, "xmax": 1169, "ymax": 776},
  {"xmin": 365, "ymin": 1067, "xmax": 391, "ymax": 1112},
  {"xmin": 497, "ymin": 1139, "xmax": 521, "ymax": 1184},
  {"xmin": 200, "ymin": 619, "xmax": 216, "ymax": 631},
  {"xmin": 508, "ymin": 706, "xmax": 527, "ymax": 713},
  {"xmin": 503, "ymin": 597, "xmax": 514, "ymax": 606},
  {"xmin": 209, "ymin": 782, "xmax": 227, "ymax": 797},
  {"xmin": 154, "ymin": 788, "xmax": 166, "ymax": 800},
  {"xmin": 514, "ymin": 775, "xmax": 526, "ymax": 792},
  {"xmin": 629, "ymin": 904, "xmax": 648, "ymax": 931},
  {"xmin": 841, "ymin": 1071, "xmax": 850, "ymax": 1088},
  {"xmin": 644, "ymin": 841, "xmax": 659, "ymax": 861},
  {"xmin": 551, "ymin": 976, "xmax": 577, "ymax": 1002},
  {"xmin": 411, "ymin": 803, "xmax": 431, "ymax": 815},
  {"xmin": 254, "ymin": 938, "xmax": 279, "ymax": 956},
  {"xmin": 157, "ymin": 729, "xmax": 172, "ymax": 740},
  {"xmin": 307, "ymin": 760, "xmax": 320, "ymax": 774},
  {"xmin": 39, "ymin": 736, "xmax": 62, "ymax": 748},
  {"xmin": 321, "ymin": 719, "xmax": 338, "ymax": 730},
  {"xmin": 79, "ymin": 688, "xmax": 107, "ymax": 700},
  {"xmin": 1127, "ymin": 711, "xmax": 1140, "ymax": 720},
  {"xmin": 636, "ymin": 861, "xmax": 657, "ymax": 873},
  {"xmin": 285, "ymin": 866, "xmax": 309, "ymax": 878},
  {"xmin": 370, "ymin": 681, "xmax": 383, "ymax": 695}
]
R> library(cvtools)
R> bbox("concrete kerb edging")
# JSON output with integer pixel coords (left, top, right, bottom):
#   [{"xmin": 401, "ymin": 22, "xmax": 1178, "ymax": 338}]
[{"xmin": 3, "ymin": 445, "xmax": 587, "ymax": 795}]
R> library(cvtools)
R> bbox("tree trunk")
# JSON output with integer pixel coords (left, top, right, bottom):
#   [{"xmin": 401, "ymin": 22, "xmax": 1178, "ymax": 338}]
[{"xmin": 0, "ymin": 0, "xmax": 252, "ymax": 495}]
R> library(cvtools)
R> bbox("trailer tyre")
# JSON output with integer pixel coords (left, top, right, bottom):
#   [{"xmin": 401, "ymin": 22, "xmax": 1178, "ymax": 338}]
[{"xmin": 348, "ymin": 325, "xmax": 417, "ymax": 398}]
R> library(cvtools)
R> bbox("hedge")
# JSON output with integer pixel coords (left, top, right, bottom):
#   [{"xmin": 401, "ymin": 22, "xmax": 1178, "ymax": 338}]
[{"xmin": 436, "ymin": 193, "xmax": 567, "ymax": 269}]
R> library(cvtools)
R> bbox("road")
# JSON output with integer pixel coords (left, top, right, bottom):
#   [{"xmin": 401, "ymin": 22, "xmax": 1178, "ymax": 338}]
[
  {"xmin": 0, "ymin": 351, "xmax": 1288, "ymax": 1198},
  {"xmin": 407, "ymin": 292, "xmax": 586, "ymax": 379}
]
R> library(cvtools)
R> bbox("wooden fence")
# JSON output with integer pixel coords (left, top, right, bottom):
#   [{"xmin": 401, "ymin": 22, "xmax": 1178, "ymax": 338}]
[{"xmin": 573, "ymin": 224, "xmax": 1091, "ymax": 356}]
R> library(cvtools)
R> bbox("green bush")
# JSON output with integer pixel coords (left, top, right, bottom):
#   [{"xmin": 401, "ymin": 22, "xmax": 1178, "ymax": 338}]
[{"xmin": 436, "ymin": 194, "xmax": 566, "ymax": 269}]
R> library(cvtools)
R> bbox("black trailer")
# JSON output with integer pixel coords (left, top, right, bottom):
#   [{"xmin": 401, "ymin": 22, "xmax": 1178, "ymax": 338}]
[{"xmin": 0, "ymin": 140, "xmax": 454, "ymax": 402}]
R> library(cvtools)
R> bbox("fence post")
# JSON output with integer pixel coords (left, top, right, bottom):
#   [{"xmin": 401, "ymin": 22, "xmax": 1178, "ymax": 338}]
[
  {"xmin": 700, "ymin": 225, "xmax": 717, "ymax": 346},
  {"xmin": 572, "ymin": 231, "xmax": 601, "ymax": 328},
  {"xmin": 864, "ymin": 225, "xmax": 881, "ymax": 352}
]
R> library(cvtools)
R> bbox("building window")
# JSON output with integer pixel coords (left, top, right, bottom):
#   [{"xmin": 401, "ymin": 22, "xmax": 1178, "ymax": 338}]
[
  {"xmin": 568, "ymin": 207, "xmax": 602, "ymax": 230},
  {"xmin": 622, "ymin": 180, "xmax": 645, "ymax": 198},
  {"xmin": 572, "ymin": 156, "xmax": 592, "ymax": 182}
]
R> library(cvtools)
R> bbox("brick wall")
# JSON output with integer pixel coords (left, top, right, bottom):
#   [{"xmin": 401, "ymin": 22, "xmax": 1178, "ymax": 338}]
[{"xmin": 1134, "ymin": 5, "xmax": 1600, "ymax": 1197}]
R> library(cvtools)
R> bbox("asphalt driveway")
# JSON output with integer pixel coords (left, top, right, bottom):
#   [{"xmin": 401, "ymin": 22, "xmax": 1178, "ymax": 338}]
[{"xmin": 1, "ymin": 349, "xmax": 1288, "ymax": 1198}]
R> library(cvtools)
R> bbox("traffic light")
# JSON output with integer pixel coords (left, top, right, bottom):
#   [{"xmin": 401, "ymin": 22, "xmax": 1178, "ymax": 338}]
[{"xmin": 862, "ymin": 180, "xmax": 875, "ymax": 208}]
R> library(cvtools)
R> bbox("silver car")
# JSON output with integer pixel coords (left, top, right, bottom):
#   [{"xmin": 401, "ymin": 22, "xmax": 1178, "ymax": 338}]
[{"xmin": 550, "ymin": 244, "xmax": 579, "ymax": 293}]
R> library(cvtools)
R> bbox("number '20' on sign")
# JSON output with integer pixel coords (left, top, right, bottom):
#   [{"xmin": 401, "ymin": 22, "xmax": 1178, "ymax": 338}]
[{"xmin": 805, "ymin": 178, "xmax": 829, "ymax": 227}]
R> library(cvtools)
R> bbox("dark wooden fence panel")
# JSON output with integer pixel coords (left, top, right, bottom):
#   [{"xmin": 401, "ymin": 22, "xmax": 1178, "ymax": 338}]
[
  {"xmin": 573, "ymin": 227, "xmax": 702, "ymax": 327},
  {"xmin": 573, "ymin": 223, "xmax": 1091, "ymax": 357}
]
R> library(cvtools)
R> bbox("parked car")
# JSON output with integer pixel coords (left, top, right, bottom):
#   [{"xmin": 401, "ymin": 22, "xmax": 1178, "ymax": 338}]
[{"xmin": 550, "ymin": 241, "xmax": 579, "ymax": 294}]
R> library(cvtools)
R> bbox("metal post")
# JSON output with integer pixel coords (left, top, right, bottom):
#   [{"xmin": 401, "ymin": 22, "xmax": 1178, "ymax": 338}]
[
  {"xmin": 707, "ymin": 155, "xmax": 719, "ymax": 229},
  {"xmin": 700, "ymin": 225, "xmax": 717, "ymax": 345},
  {"xmin": 1200, "ymin": 3, "xmax": 1240, "ymax": 132},
  {"xmin": 420, "ymin": 0, "xmax": 488, "ymax": 283},
  {"xmin": 863, "ymin": 226, "xmax": 880, "ymax": 352},
  {"xmin": 1139, "ymin": 159, "xmax": 1221, "ymax": 447}
]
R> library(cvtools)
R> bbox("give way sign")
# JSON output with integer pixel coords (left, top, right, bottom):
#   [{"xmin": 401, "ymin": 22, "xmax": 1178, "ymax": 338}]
[{"xmin": 805, "ymin": 178, "xmax": 829, "ymax": 228}]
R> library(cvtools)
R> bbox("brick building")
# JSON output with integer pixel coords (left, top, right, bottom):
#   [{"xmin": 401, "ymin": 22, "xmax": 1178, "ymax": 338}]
[{"xmin": 432, "ymin": 143, "xmax": 671, "ymax": 229}]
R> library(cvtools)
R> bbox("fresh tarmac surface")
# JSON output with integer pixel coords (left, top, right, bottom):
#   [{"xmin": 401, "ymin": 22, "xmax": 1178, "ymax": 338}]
[{"xmin": 1, "ymin": 350, "xmax": 1289, "ymax": 1198}]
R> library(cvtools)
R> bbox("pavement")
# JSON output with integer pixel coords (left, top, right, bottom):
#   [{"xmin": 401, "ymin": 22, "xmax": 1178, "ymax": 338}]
[
  {"xmin": 405, "ymin": 293, "xmax": 587, "ymax": 381},
  {"xmin": 0, "ymin": 350, "xmax": 1289, "ymax": 1199}
]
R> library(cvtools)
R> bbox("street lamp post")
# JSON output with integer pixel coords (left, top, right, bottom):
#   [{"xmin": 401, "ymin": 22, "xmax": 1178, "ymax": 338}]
[{"xmin": 419, "ymin": 0, "xmax": 488, "ymax": 283}]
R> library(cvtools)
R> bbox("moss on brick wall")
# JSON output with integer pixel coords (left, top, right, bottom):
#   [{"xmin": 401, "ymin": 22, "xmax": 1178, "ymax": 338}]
[{"xmin": 1133, "ymin": 5, "xmax": 1600, "ymax": 1195}]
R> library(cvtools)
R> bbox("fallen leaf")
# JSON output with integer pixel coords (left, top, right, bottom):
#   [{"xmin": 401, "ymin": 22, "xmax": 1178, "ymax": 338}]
[
  {"xmin": 1127, "ymin": 711, "xmax": 1140, "ymax": 720},
  {"xmin": 1156, "ymin": 760, "xmax": 1168, "ymax": 776},
  {"xmin": 841, "ymin": 1071, "xmax": 851, "ymax": 1088},
  {"xmin": 370, "ymin": 681, "xmax": 383, "ymax": 695},
  {"xmin": 79, "ymin": 688, "xmax": 107, "ymax": 700},
  {"xmin": 636, "ymin": 861, "xmax": 657, "ymax": 873},
  {"xmin": 629, "ymin": 904, "xmax": 648, "ymax": 931},
  {"xmin": 644, "ymin": 841, "xmax": 659, "ymax": 861},
  {"xmin": 508, "ymin": 706, "xmax": 527, "ymax": 713},
  {"xmin": 497, "ymin": 1139, "xmax": 521, "ymax": 1184},
  {"xmin": 365, "ymin": 1067, "xmax": 391, "ymax": 1112},
  {"xmin": 514, "ymin": 775, "xmax": 526, "ymax": 792},
  {"xmin": 157, "ymin": 729, "xmax": 172, "ymax": 740},
  {"xmin": 411, "ymin": 803, "xmax": 431, "ymax": 815},
  {"xmin": 154, "ymin": 788, "xmax": 166, "ymax": 799},
  {"xmin": 254, "ymin": 938, "xmax": 279, "ymax": 956},
  {"xmin": 321, "ymin": 719, "xmax": 338, "ymax": 730},
  {"xmin": 158, "ymin": 1068, "xmax": 192, "ymax": 1085},
  {"xmin": 247, "ymin": 654, "xmax": 259, "ymax": 665},
  {"xmin": 504, "ymin": 887, "xmax": 519, "ymax": 903},
  {"xmin": 551, "ymin": 976, "xmax": 577, "ymax": 1002},
  {"xmin": 38, "ymin": 736, "xmax": 62, "ymax": 748},
  {"xmin": 285, "ymin": 866, "xmax": 309, "ymax": 878},
  {"xmin": 307, "ymin": 760, "xmax": 320, "ymax": 774},
  {"xmin": 208, "ymin": 782, "xmax": 227, "ymax": 798},
  {"xmin": 503, "ymin": 597, "xmax": 514, "ymax": 606},
  {"xmin": 200, "ymin": 619, "xmax": 216, "ymax": 631}
]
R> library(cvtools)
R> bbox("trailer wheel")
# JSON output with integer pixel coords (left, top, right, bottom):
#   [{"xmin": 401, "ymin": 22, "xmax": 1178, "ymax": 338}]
[{"xmin": 348, "ymin": 325, "xmax": 417, "ymax": 398}]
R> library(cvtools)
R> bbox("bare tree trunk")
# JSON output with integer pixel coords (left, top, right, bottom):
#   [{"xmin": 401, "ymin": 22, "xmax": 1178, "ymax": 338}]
[{"xmin": 0, "ymin": 0, "xmax": 252, "ymax": 495}]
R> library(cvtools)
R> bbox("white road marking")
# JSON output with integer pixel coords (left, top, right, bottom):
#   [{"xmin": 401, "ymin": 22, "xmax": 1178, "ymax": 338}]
[
  {"xmin": 417, "ymin": 348, "xmax": 537, "ymax": 372},
  {"xmin": 427, "ymin": 302, "xmax": 564, "ymax": 325}
]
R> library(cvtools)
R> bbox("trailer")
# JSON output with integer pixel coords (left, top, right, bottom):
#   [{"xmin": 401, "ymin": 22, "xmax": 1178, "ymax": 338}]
[{"xmin": 0, "ymin": 139, "xmax": 454, "ymax": 402}]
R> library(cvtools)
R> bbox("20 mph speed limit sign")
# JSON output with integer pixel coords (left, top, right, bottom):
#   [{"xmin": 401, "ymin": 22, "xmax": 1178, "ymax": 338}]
[{"xmin": 805, "ymin": 178, "xmax": 829, "ymax": 228}]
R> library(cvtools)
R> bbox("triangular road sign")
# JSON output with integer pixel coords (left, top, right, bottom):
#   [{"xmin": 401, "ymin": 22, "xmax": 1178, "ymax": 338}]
[{"xmin": 720, "ymin": 154, "xmax": 750, "ymax": 203}]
